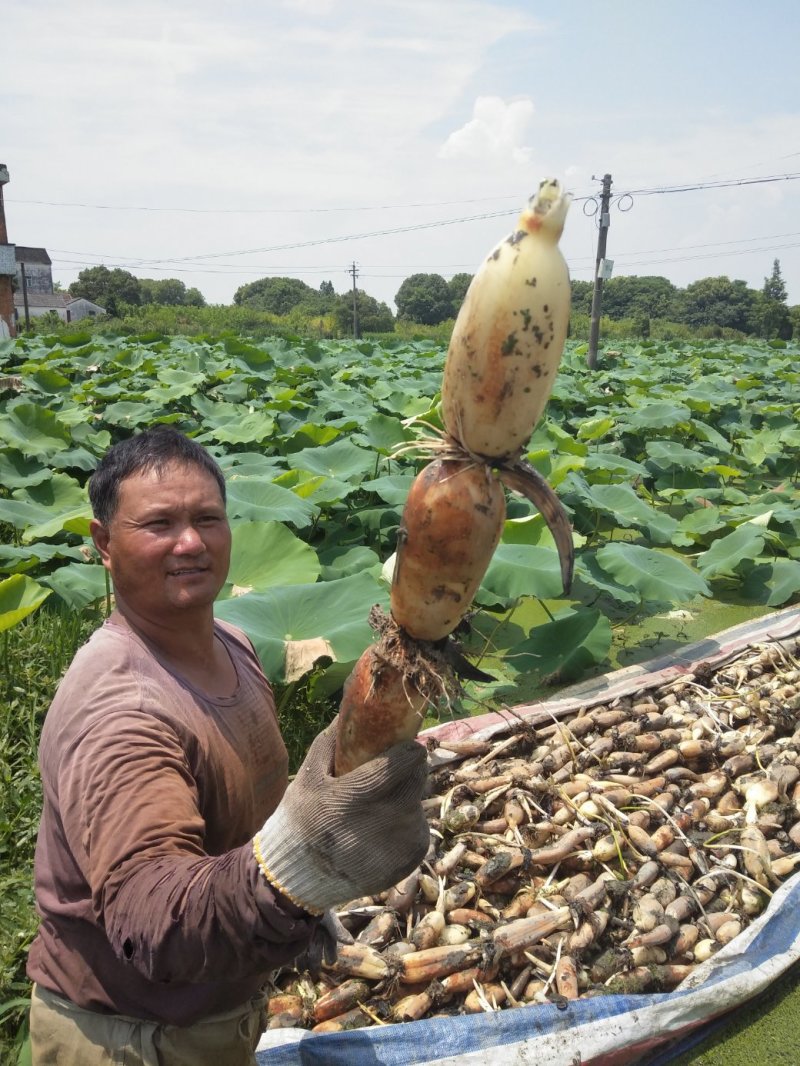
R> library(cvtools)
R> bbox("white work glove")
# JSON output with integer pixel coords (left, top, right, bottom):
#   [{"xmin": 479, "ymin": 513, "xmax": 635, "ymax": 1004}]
[{"xmin": 252, "ymin": 723, "xmax": 429, "ymax": 916}]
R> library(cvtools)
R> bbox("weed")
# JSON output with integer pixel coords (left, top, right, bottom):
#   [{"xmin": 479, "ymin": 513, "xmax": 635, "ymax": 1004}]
[{"xmin": 0, "ymin": 604, "xmax": 101, "ymax": 1061}]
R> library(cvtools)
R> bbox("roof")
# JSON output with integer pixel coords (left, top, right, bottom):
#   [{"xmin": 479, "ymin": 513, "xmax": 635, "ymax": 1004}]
[
  {"xmin": 13, "ymin": 292, "xmax": 70, "ymax": 308},
  {"xmin": 14, "ymin": 246, "xmax": 51, "ymax": 266},
  {"xmin": 14, "ymin": 292, "xmax": 69, "ymax": 308},
  {"xmin": 13, "ymin": 292, "xmax": 105, "ymax": 310}
]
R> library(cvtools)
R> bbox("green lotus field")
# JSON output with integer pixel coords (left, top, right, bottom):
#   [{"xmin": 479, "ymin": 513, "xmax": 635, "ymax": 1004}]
[
  {"xmin": 1, "ymin": 330, "xmax": 799, "ymax": 1062},
  {"xmin": 1, "ymin": 332, "xmax": 798, "ymax": 693}
]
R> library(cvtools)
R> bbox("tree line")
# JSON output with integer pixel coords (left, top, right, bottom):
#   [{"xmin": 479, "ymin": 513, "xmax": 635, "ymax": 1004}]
[
  {"xmin": 68, "ymin": 267, "xmax": 206, "ymax": 315},
  {"xmin": 67, "ymin": 260, "xmax": 796, "ymax": 340},
  {"xmin": 230, "ymin": 277, "xmax": 395, "ymax": 333},
  {"xmin": 67, "ymin": 268, "xmax": 395, "ymax": 335},
  {"xmin": 571, "ymin": 260, "xmax": 794, "ymax": 340},
  {"xmin": 389, "ymin": 260, "xmax": 795, "ymax": 340}
]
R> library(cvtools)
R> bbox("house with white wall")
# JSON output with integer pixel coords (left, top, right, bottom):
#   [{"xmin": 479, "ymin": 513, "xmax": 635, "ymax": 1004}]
[{"xmin": 13, "ymin": 246, "xmax": 105, "ymax": 323}]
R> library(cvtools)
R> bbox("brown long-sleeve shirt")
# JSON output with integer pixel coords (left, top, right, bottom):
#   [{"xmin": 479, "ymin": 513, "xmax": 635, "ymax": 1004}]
[{"xmin": 27, "ymin": 616, "xmax": 318, "ymax": 1026}]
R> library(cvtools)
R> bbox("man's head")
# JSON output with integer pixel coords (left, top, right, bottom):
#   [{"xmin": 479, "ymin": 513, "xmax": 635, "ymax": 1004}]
[
  {"xmin": 89, "ymin": 427, "xmax": 231, "ymax": 626},
  {"xmin": 89, "ymin": 426, "xmax": 226, "ymax": 525}
]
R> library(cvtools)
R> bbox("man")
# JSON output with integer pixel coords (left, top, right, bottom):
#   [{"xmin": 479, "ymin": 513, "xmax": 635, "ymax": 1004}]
[{"xmin": 27, "ymin": 426, "xmax": 429, "ymax": 1064}]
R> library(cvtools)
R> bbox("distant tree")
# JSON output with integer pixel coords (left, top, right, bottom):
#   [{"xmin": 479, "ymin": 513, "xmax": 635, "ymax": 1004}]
[
  {"xmin": 763, "ymin": 258, "xmax": 787, "ymax": 303},
  {"xmin": 447, "ymin": 273, "xmax": 473, "ymax": 313},
  {"xmin": 233, "ymin": 277, "xmax": 319, "ymax": 315},
  {"xmin": 756, "ymin": 259, "xmax": 792, "ymax": 339},
  {"xmin": 315, "ymin": 280, "xmax": 336, "ymax": 312},
  {"xmin": 138, "ymin": 279, "xmax": 158, "ymax": 305},
  {"xmin": 138, "ymin": 278, "xmax": 188, "ymax": 306},
  {"xmin": 674, "ymin": 276, "xmax": 758, "ymax": 333},
  {"xmin": 570, "ymin": 279, "xmax": 593, "ymax": 316},
  {"xmin": 70, "ymin": 266, "xmax": 141, "ymax": 314},
  {"xmin": 137, "ymin": 278, "xmax": 206, "ymax": 307},
  {"xmin": 157, "ymin": 279, "xmax": 187, "ymax": 306},
  {"xmin": 395, "ymin": 273, "xmax": 453, "ymax": 324},
  {"xmin": 332, "ymin": 290, "xmax": 394, "ymax": 336},
  {"xmin": 602, "ymin": 275, "xmax": 678, "ymax": 321},
  {"xmin": 184, "ymin": 287, "xmax": 206, "ymax": 307}
]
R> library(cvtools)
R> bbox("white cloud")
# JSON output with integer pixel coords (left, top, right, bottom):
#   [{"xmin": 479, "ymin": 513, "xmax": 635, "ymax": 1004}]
[
  {"xmin": 3, "ymin": 2, "xmax": 798, "ymax": 308},
  {"xmin": 439, "ymin": 97, "xmax": 536, "ymax": 166},
  {"xmin": 4, "ymin": 1, "xmax": 538, "ymax": 205}
]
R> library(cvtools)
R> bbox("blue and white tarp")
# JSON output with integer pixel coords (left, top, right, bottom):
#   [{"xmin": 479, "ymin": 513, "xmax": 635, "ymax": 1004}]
[
  {"xmin": 255, "ymin": 872, "xmax": 800, "ymax": 1065},
  {"xmin": 256, "ymin": 605, "xmax": 800, "ymax": 1065}
]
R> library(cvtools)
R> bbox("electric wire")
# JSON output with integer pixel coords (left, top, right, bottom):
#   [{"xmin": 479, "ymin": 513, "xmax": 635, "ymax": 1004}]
[
  {"xmin": 615, "ymin": 172, "xmax": 800, "ymax": 198},
  {"xmin": 10, "ymin": 172, "xmax": 799, "ymax": 221},
  {"xmin": 6, "ymin": 194, "xmax": 525, "ymax": 215},
  {"xmin": 48, "ymin": 230, "xmax": 800, "ymax": 277},
  {"xmin": 17, "ymin": 169, "xmax": 800, "ymax": 292}
]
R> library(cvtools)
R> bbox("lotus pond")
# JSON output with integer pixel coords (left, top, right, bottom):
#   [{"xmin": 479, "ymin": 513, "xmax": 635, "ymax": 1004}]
[
  {"xmin": 1, "ymin": 331, "xmax": 799, "ymax": 1062},
  {"xmin": 1, "ymin": 332, "xmax": 798, "ymax": 708}
]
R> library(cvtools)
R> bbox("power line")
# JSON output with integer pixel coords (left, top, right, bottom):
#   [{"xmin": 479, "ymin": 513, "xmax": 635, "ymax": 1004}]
[
  {"xmin": 40, "ymin": 170, "xmax": 800, "ymax": 286},
  {"xmin": 49, "ymin": 248, "xmax": 491, "ymax": 270},
  {"xmin": 44, "ymin": 210, "xmax": 518, "ymax": 269},
  {"xmin": 50, "ymin": 255, "xmax": 481, "ymax": 274},
  {"xmin": 112, "ymin": 209, "xmax": 520, "ymax": 266},
  {"xmin": 6, "ymin": 193, "xmax": 523, "ymax": 215},
  {"xmin": 616, "ymin": 172, "xmax": 800, "ymax": 197},
  {"xmin": 604, "ymin": 239, "xmax": 800, "ymax": 269},
  {"xmin": 80, "ymin": 173, "xmax": 800, "ymax": 270},
  {"xmin": 700, "ymin": 151, "xmax": 800, "ymax": 182},
  {"xmin": 50, "ymin": 228, "xmax": 800, "ymax": 278},
  {"xmin": 10, "ymin": 172, "xmax": 800, "ymax": 222},
  {"xmin": 51, "ymin": 238, "xmax": 800, "ymax": 282},
  {"xmin": 572, "ymin": 230, "xmax": 800, "ymax": 261}
]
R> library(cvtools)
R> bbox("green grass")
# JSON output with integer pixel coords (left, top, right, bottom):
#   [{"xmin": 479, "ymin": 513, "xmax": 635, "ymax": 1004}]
[
  {"xmin": 0, "ymin": 605, "xmax": 102, "ymax": 1063},
  {"xmin": 670, "ymin": 962, "xmax": 800, "ymax": 1064}
]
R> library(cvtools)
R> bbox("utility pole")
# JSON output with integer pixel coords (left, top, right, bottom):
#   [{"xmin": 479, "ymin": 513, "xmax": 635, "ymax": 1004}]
[
  {"xmin": 587, "ymin": 173, "xmax": 612, "ymax": 370},
  {"xmin": 0, "ymin": 164, "xmax": 16, "ymax": 338},
  {"xmin": 349, "ymin": 261, "xmax": 359, "ymax": 338}
]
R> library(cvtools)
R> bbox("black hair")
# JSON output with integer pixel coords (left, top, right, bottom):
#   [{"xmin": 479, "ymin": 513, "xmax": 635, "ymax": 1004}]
[{"xmin": 88, "ymin": 426, "xmax": 226, "ymax": 525}]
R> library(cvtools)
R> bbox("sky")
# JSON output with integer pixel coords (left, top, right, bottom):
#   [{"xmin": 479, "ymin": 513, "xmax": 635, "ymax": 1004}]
[{"xmin": 3, "ymin": 0, "xmax": 800, "ymax": 312}]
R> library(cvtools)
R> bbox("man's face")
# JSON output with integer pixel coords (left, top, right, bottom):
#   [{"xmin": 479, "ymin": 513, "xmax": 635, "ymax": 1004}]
[{"xmin": 91, "ymin": 460, "xmax": 231, "ymax": 623}]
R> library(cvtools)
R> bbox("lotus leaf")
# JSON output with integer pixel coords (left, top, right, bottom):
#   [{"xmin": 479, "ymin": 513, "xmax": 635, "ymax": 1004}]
[
  {"xmin": 222, "ymin": 521, "xmax": 320, "ymax": 599},
  {"xmin": 698, "ymin": 523, "xmax": 768, "ymax": 578},
  {"xmin": 318, "ymin": 545, "xmax": 382, "ymax": 581},
  {"xmin": 503, "ymin": 608, "xmax": 612, "ymax": 684},
  {"xmin": 287, "ymin": 438, "xmax": 376, "ymax": 482},
  {"xmin": 0, "ymin": 452, "xmax": 52, "ymax": 489},
  {"xmin": 478, "ymin": 545, "xmax": 564, "ymax": 606},
  {"xmin": 0, "ymin": 574, "xmax": 52, "ymax": 631},
  {"xmin": 225, "ymin": 478, "xmax": 316, "ymax": 528},
  {"xmin": 625, "ymin": 401, "xmax": 692, "ymax": 431},
  {"xmin": 740, "ymin": 559, "xmax": 800, "ymax": 607},
  {"xmin": 42, "ymin": 562, "xmax": 108, "ymax": 610},
  {"xmin": 0, "ymin": 403, "xmax": 71, "ymax": 457},
  {"xmin": 214, "ymin": 571, "xmax": 386, "ymax": 683},
  {"xmin": 596, "ymin": 543, "xmax": 710, "ymax": 603}
]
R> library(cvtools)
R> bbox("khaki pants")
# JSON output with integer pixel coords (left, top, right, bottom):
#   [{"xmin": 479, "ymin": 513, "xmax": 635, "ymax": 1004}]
[{"xmin": 29, "ymin": 984, "xmax": 268, "ymax": 1066}]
